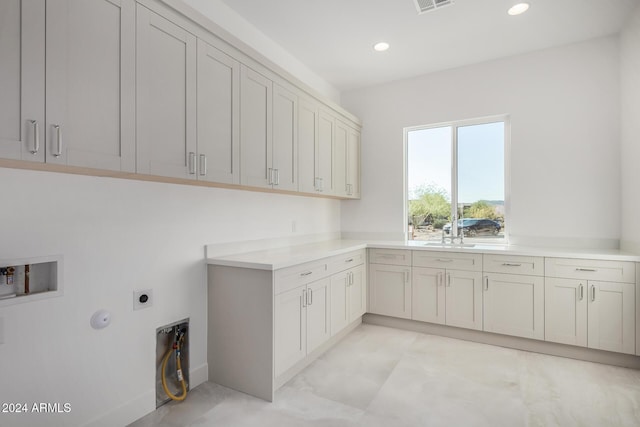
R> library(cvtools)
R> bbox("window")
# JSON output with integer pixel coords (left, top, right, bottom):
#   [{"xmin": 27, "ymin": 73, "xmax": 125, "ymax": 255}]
[{"xmin": 405, "ymin": 116, "xmax": 508, "ymax": 243}]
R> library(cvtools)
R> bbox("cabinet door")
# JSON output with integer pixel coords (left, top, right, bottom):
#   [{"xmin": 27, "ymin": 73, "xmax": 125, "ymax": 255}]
[
  {"xmin": 412, "ymin": 267, "xmax": 445, "ymax": 324},
  {"xmin": 272, "ymin": 84, "xmax": 297, "ymax": 191},
  {"xmin": 274, "ymin": 286, "xmax": 306, "ymax": 377},
  {"xmin": 330, "ymin": 270, "xmax": 350, "ymax": 336},
  {"xmin": 240, "ymin": 65, "xmax": 273, "ymax": 188},
  {"xmin": 445, "ymin": 270, "xmax": 483, "ymax": 330},
  {"xmin": 298, "ymin": 97, "xmax": 318, "ymax": 193},
  {"xmin": 346, "ymin": 126, "xmax": 361, "ymax": 198},
  {"xmin": 196, "ymin": 39, "xmax": 239, "ymax": 184},
  {"xmin": 588, "ymin": 281, "xmax": 635, "ymax": 355},
  {"xmin": 306, "ymin": 278, "xmax": 330, "ymax": 354},
  {"xmin": 0, "ymin": 0, "xmax": 45, "ymax": 162},
  {"xmin": 46, "ymin": 0, "xmax": 135, "ymax": 171},
  {"xmin": 317, "ymin": 109, "xmax": 334, "ymax": 194},
  {"xmin": 545, "ymin": 278, "xmax": 587, "ymax": 347},
  {"xmin": 136, "ymin": 5, "xmax": 196, "ymax": 178},
  {"xmin": 369, "ymin": 264, "xmax": 411, "ymax": 319},
  {"xmin": 332, "ymin": 120, "xmax": 348, "ymax": 197},
  {"xmin": 484, "ymin": 273, "xmax": 544, "ymax": 339},
  {"xmin": 349, "ymin": 265, "xmax": 366, "ymax": 321}
]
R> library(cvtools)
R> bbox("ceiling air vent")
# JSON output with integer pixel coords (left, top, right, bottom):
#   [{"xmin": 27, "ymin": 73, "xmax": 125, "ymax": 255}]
[{"xmin": 413, "ymin": 0, "xmax": 453, "ymax": 14}]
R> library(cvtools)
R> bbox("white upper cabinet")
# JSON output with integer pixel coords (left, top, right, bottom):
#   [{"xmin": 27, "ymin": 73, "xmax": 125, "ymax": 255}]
[
  {"xmin": 317, "ymin": 109, "xmax": 335, "ymax": 195},
  {"xmin": 136, "ymin": 4, "xmax": 196, "ymax": 179},
  {"xmin": 239, "ymin": 65, "xmax": 273, "ymax": 188},
  {"xmin": 272, "ymin": 83, "xmax": 298, "ymax": 191},
  {"xmin": 346, "ymin": 126, "xmax": 361, "ymax": 198},
  {"xmin": 0, "ymin": 0, "xmax": 361, "ymax": 198},
  {"xmin": 46, "ymin": 0, "xmax": 135, "ymax": 171},
  {"xmin": 0, "ymin": 0, "xmax": 135, "ymax": 171},
  {"xmin": 298, "ymin": 96, "xmax": 318, "ymax": 194},
  {"xmin": 0, "ymin": 0, "xmax": 45, "ymax": 162},
  {"xmin": 333, "ymin": 119, "xmax": 360, "ymax": 199},
  {"xmin": 332, "ymin": 120, "xmax": 348, "ymax": 198},
  {"xmin": 196, "ymin": 39, "xmax": 240, "ymax": 184}
]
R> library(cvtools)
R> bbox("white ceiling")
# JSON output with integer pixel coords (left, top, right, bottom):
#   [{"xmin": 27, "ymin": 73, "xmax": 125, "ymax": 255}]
[{"xmin": 217, "ymin": 0, "xmax": 639, "ymax": 92}]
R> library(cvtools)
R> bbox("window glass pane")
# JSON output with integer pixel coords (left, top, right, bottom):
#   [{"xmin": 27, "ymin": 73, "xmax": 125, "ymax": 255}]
[
  {"xmin": 457, "ymin": 121, "xmax": 505, "ymax": 241},
  {"xmin": 407, "ymin": 126, "xmax": 452, "ymax": 241}
]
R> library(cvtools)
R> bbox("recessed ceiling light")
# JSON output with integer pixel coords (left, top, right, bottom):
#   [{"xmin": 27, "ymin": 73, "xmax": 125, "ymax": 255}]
[
  {"xmin": 508, "ymin": 3, "xmax": 530, "ymax": 16},
  {"xmin": 373, "ymin": 42, "xmax": 390, "ymax": 52}
]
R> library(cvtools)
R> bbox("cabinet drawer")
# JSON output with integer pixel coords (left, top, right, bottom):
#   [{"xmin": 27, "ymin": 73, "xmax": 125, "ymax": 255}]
[
  {"xmin": 545, "ymin": 258, "xmax": 636, "ymax": 283},
  {"xmin": 326, "ymin": 250, "xmax": 365, "ymax": 275},
  {"xmin": 412, "ymin": 251, "xmax": 482, "ymax": 272},
  {"xmin": 483, "ymin": 254, "xmax": 544, "ymax": 276},
  {"xmin": 275, "ymin": 260, "xmax": 328, "ymax": 294},
  {"xmin": 368, "ymin": 249, "xmax": 411, "ymax": 266}
]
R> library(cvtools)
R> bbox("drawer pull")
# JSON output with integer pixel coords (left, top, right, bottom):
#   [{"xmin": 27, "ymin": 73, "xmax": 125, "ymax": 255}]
[
  {"xmin": 502, "ymin": 263, "xmax": 522, "ymax": 267},
  {"xmin": 576, "ymin": 268, "xmax": 597, "ymax": 272},
  {"xmin": 579, "ymin": 283, "xmax": 584, "ymax": 301},
  {"xmin": 436, "ymin": 258, "xmax": 453, "ymax": 263},
  {"xmin": 591, "ymin": 285, "xmax": 596, "ymax": 302},
  {"xmin": 345, "ymin": 258, "xmax": 354, "ymax": 263},
  {"xmin": 300, "ymin": 271, "xmax": 313, "ymax": 277},
  {"xmin": 484, "ymin": 276, "xmax": 489, "ymax": 291}
]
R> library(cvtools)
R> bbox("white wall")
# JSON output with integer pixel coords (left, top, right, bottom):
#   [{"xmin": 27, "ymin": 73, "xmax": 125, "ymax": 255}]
[
  {"xmin": 0, "ymin": 168, "xmax": 340, "ymax": 426},
  {"xmin": 621, "ymin": 4, "xmax": 640, "ymax": 253},
  {"xmin": 183, "ymin": 0, "xmax": 341, "ymax": 104},
  {"xmin": 341, "ymin": 37, "xmax": 621, "ymax": 248}
]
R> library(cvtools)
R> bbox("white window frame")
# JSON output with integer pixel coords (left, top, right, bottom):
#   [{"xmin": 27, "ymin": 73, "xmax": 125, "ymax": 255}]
[{"xmin": 403, "ymin": 114, "xmax": 511, "ymax": 243}]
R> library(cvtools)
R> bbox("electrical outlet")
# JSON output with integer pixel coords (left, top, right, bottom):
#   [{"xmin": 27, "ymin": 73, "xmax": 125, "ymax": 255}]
[{"xmin": 133, "ymin": 289, "xmax": 153, "ymax": 310}]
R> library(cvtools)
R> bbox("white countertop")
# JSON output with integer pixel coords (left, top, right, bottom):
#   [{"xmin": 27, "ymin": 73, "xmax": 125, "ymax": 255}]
[{"xmin": 206, "ymin": 239, "xmax": 640, "ymax": 270}]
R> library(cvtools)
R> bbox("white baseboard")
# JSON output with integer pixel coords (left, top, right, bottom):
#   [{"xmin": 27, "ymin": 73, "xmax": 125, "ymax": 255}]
[
  {"xmin": 363, "ymin": 314, "xmax": 640, "ymax": 369},
  {"xmin": 189, "ymin": 363, "xmax": 208, "ymax": 389},
  {"xmin": 82, "ymin": 389, "xmax": 155, "ymax": 427}
]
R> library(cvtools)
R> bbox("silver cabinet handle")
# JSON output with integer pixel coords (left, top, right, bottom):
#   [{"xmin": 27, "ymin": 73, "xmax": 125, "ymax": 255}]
[
  {"xmin": 318, "ymin": 177, "xmax": 323, "ymax": 192},
  {"xmin": 591, "ymin": 285, "xmax": 596, "ymax": 302},
  {"xmin": 300, "ymin": 271, "xmax": 313, "ymax": 277},
  {"xmin": 188, "ymin": 152, "xmax": 196, "ymax": 174},
  {"xmin": 307, "ymin": 288, "xmax": 313, "ymax": 306},
  {"xmin": 302, "ymin": 289, "xmax": 307, "ymax": 308},
  {"xmin": 52, "ymin": 124, "xmax": 62, "ymax": 157},
  {"xmin": 345, "ymin": 258, "xmax": 354, "ymax": 263},
  {"xmin": 199, "ymin": 154, "xmax": 207, "ymax": 176},
  {"xmin": 404, "ymin": 270, "xmax": 409, "ymax": 283},
  {"xmin": 29, "ymin": 120, "xmax": 40, "ymax": 154},
  {"xmin": 576, "ymin": 268, "xmax": 597, "ymax": 272},
  {"xmin": 268, "ymin": 168, "xmax": 274, "ymax": 185},
  {"xmin": 446, "ymin": 273, "xmax": 451, "ymax": 287},
  {"xmin": 275, "ymin": 169, "xmax": 280, "ymax": 186},
  {"xmin": 436, "ymin": 258, "xmax": 454, "ymax": 263},
  {"xmin": 502, "ymin": 263, "xmax": 522, "ymax": 267},
  {"xmin": 484, "ymin": 276, "xmax": 489, "ymax": 291},
  {"xmin": 437, "ymin": 272, "xmax": 443, "ymax": 287},
  {"xmin": 349, "ymin": 271, "xmax": 354, "ymax": 286},
  {"xmin": 579, "ymin": 283, "xmax": 584, "ymax": 301}
]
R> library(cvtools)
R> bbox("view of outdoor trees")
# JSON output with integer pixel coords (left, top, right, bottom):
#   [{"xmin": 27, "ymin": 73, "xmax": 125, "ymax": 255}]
[{"xmin": 408, "ymin": 184, "xmax": 504, "ymax": 241}]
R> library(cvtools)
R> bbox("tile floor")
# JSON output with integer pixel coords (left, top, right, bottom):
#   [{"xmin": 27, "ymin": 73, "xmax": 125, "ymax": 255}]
[{"xmin": 129, "ymin": 324, "xmax": 640, "ymax": 427}]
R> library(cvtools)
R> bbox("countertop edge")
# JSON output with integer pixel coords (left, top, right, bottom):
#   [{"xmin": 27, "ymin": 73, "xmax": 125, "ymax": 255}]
[{"xmin": 206, "ymin": 240, "xmax": 640, "ymax": 270}]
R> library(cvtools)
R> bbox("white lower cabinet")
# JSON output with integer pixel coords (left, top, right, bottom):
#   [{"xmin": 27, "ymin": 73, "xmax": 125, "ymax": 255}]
[
  {"xmin": 445, "ymin": 269, "xmax": 483, "ymax": 331},
  {"xmin": 483, "ymin": 272, "xmax": 544, "ymax": 340},
  {"xmin": 330, "ymin": 264, "xmax": 366, "ymax": 335},
  {"xmin": 369, "ymin": 263, "xmax": 412, "ymax": 319},
  {"xmin": 545, "ymin": 278, "xmax": 635, "ymax": 354},
  {"xmin": 275, "ymin": 277, "xmax": 330, "ymax": 377}
]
